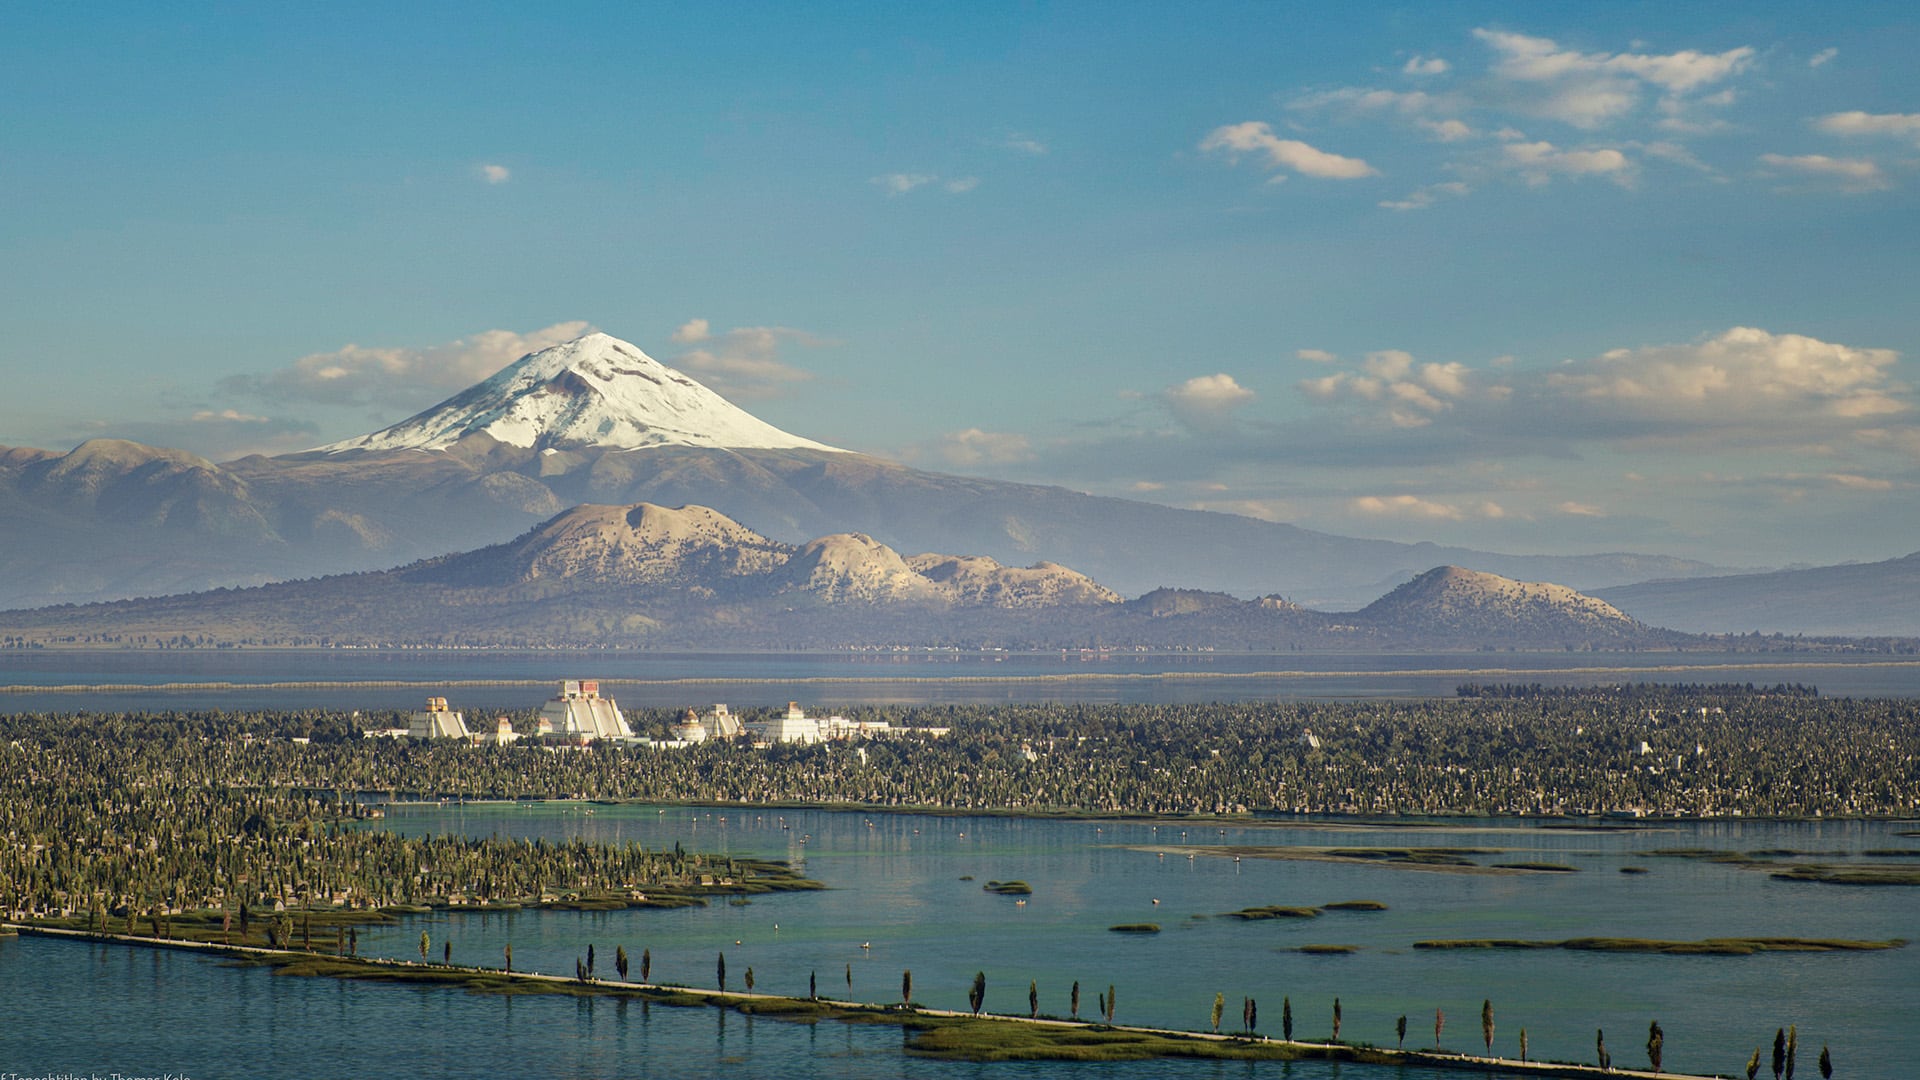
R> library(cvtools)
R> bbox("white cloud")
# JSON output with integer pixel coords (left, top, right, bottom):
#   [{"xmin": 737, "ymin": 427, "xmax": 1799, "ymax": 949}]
[
  {"xmin": 1808, "ymin": 47, "xmax": 1839, "ymax": 68},
  {"xmin": 1404, "ymin": 55, "xmax": 1450, "ymax": 76},
  {"xmin": 1642, "ymin": 141, "xmax": 1718, "ymax": 175},
  {"xmin": 1351, "ymin": 494, "xmax": 1465, "ymax": 521},
  {"xmin": 1301, "ymin": 353, "xmax": 1473, "ymax": 429},
  {"xmin": 872, "ymin": 173, "xmax": 936, "ymax": 195},
  {"xmin": 873, "ymin": 172, "xmax": 979, "ymax": 195},
  {"xmin": 1558, "ymin": 501, "xmax": 1607, "ymax": 517},
  {"xmin": 1826, "ymin": 472, "xmax": 1894, "ymax": 491},
  {"xmin": 1548, "ymin": 327, "xmax": 1905, "ymax": 419},
  {"xmin": 1816, "ymin": 111, "xmax": 1920, "ymax": 145},
  {"xmin": 1003, "ymin": 134, "xmax": 1049, "ymax": 155},
  {"xmin": 479, "ymin": 163, "xmax": 511, "ymax": 184},
  {"xmin": 1380, "ymin": 181, "xmax": 1470, "ymax": 211},
  {"xmin": 1296, "ymin": 348, "xmax": 1340, "ymax": 364},
  {"xmin": 1292, "ymin": 87, "xmax": 1442, "ymax": 116},
  {"xmin": 1473, "ymin": 28, "xmax": 1754, "ymax": 129},
  {"xmin": 1162, "ymin": 373, "xmax": 1256, "ymax": 429},
  {"xmin": 938, "ymin": 428, "xmax": 1034, "ymax": 467},
  {"xmin": 1500, "ymin": 140, "xmax": 1635, "ymax": 186},
  {"xmin": 1363, "ymin": 350, "xmax": 1414, "ymax": 379},
  {"xmin": 668, "ymin": 324, "xmax": 832, "ymax": 400},
  {"xmin": 1299, "ymin": 328, "xmax": 1907, "ymax": 458},
  {"xmin": 231, "ymin": 321, "xmax": 595, "ymax": 408},
  {"xmin": 1758, "ymin": 153, "xmax": 1891, "ymax": 194},
  {"xmin": 191, "ymin": 408, "xmax": 271, "ymax": 424},
  {"xmin": 670, "ymin": 318, "xmax": 712, "ymax": 345},
  {"xmin": 1419, "ymin": 118, "xmax": 1475, "ymax": 142},
  {"xmin": 1199, "ymin": 122, "xmax": 1377, "ymax": 180}
]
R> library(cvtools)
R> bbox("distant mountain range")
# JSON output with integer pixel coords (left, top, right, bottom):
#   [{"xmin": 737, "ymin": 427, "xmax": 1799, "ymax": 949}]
[
  {"xmin": 0, "ymin": 333, "xmax": 1739, "ymax": 615},
  {"xmin": 1595, "ymin": 551, "xmax": 1920, "ymax": 637},
  {"xmin": 0, "ymin": 501, "xmax": 1691, "ymax": 651}
]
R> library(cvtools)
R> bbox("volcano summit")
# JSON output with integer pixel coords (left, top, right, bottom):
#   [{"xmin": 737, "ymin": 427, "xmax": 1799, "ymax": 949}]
[{"xmin": 314, "ymin": 332, "xmax": 842, "ymax": 454}]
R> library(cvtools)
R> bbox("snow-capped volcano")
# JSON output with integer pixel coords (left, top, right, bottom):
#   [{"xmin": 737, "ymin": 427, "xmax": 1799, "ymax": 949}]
[{"xmin": 313, "ymin": 332, "xmax": 843, "ymax": 454}]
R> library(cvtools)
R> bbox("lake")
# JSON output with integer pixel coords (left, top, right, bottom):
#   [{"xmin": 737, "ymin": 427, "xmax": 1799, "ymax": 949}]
[
  {"xmin": 4, "ymin": 647, "xmax": 1918, "ymax": 713},
  {"xmin": 5, "ymin": 804, "xmax": 1912, "ymax": 1078}
]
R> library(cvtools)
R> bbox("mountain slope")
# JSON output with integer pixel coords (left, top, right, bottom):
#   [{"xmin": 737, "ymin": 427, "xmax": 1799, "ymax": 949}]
[{"xmin": 1595, "ymin": 552, "xmax": 1920, "ymax": 636}]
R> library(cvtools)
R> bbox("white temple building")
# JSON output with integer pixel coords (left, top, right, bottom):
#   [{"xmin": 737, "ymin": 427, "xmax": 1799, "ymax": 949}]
[
  {"xmin": 407, "ymin": 697, "xmax": 472, "ymax": 740},
  {"xmin": 536, "ymin": 680, "xmax": 634, "ymax": 743},
  {"xmin": 699, "ymin": 703, "xmax": 744, "ymax": 740}
]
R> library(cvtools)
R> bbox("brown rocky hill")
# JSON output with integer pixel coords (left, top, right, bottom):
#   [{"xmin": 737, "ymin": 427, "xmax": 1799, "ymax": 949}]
[{"xmin": 1357, "ymin": 566, "xmax": 1651, "ymax": 643}]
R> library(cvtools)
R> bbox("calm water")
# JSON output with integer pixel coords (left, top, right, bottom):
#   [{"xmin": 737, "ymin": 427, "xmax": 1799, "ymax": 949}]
[
  {"xmin": 4, "ymin": 648, "xmax": 1918, "ymax": 712},
  {"xmin": 5, "ymin": 806, "xmax": 1908, "ymax": 1079}
]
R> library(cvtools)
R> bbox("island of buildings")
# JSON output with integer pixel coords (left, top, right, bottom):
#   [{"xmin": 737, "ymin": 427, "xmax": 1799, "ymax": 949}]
[{"xmin": 388, "ymin": 684, "xmax": 896, "ymax": 749}]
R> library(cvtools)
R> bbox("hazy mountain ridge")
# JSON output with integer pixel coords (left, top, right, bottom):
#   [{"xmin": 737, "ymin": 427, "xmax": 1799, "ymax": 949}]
[
  {"xmin": 1595, "ymin": 552, "xmax": 1920, "ymax": 637},
  {"xmin": 0, "ymin": 503, "xmax": 1690, "ymax": 651}
]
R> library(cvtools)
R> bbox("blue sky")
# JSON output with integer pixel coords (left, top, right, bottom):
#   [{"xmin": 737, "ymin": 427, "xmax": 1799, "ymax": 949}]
[{"xmin": 3, "ymin": 2, "xmax": 1917, "ymax": 568}]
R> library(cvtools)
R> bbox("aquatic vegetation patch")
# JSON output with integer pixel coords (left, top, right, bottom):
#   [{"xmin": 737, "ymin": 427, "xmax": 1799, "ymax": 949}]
[
  {"xmin": 1134, "ymin": 845, "xmax": 1518, "ymax": 874},
  {"xmin": 1490, "ymin": 861, "xmax": 1580, "ymax": 872},
  {"xmin": 1296, "ymin": 944, "xmax": 1360, "ymax": 954},
  {"xmin": 983, "ymin": 880, "xmax": 1033, "ymax": 895},
  {"xmin": 1108, "ymin": 923, "xmax": 1161, "ymax": 933},
  {"xmin": 1225, "ymin": 905, "xmax": 1319, "ymax": 920},
  {"xmin": 1322, "ymin": 847, "xmax": 1494, "ymax": 865},
  {"xmin": 1320, "ymin": 900, "xmax": 1388, "ymax": 911},
  {"xmin": 1412, "ymin": 937, "xmax": 1905, "ymax": 954},
  {"xmin": 1771, "ymin": 865, "xmax": 1920, "ymax": 886}
]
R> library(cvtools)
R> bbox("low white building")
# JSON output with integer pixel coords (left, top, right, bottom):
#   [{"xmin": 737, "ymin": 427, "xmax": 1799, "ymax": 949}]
[
  {"xmin": 821, "ymin": 715, "xmax": 892, "ymax": 741},
  {"xmin": 407, "ymin": 697, "xmax": 471, "ymax": 740},
  {"xmin": 748, "ymin": 702, "xmax": 825, "ymax": 745}
]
